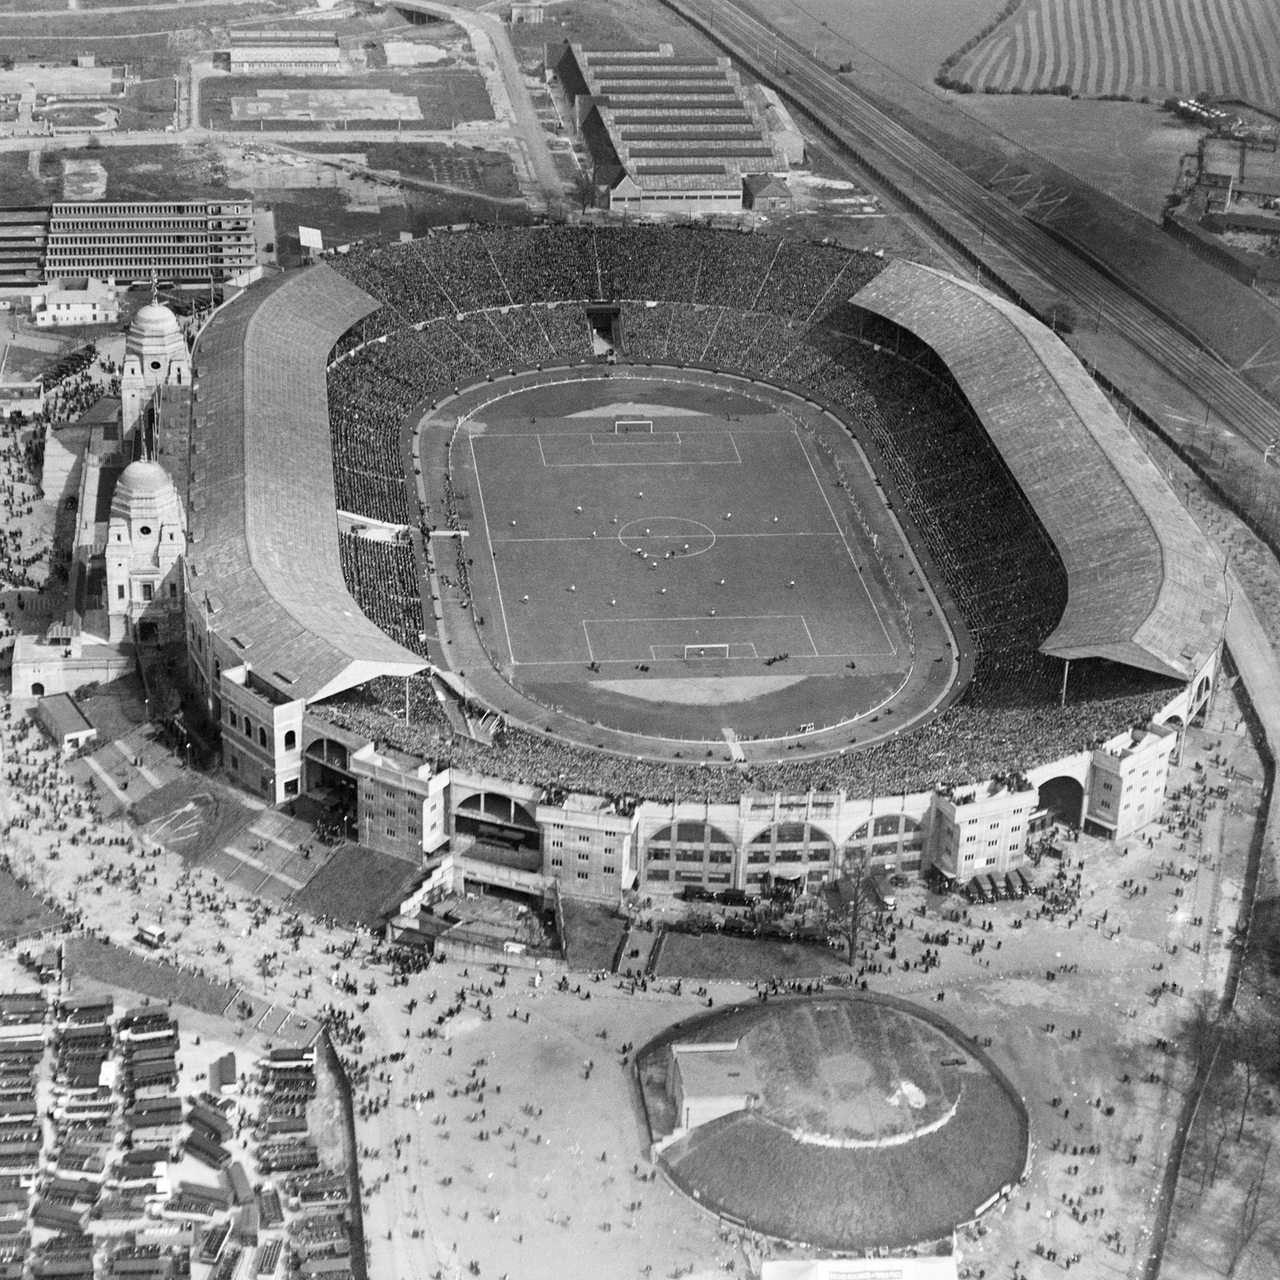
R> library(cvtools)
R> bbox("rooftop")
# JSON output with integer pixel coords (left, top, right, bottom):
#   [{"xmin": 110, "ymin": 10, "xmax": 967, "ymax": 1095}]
[
  {"xmin": 187, "ymin": 266, "xmax": 426, "ymax": 704},
  {"xmin": 853, "ymin": 261, "xmax": 1228, "ymax": 681}
]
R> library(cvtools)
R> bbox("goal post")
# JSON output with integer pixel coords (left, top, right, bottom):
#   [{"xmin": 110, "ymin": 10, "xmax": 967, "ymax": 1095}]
[
  {"xmin": 614, "ymin": 419, "xmax": 653, "ymax": 434},
  {"xmin": 684, "ymin": 643, "xmax": 730, "ymax": 660}
]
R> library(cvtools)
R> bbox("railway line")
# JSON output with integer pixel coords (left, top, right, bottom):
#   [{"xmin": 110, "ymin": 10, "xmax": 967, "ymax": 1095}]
[{"xmin": 662, "ymin": 0, "xmax": 1280, "ymax": 456}]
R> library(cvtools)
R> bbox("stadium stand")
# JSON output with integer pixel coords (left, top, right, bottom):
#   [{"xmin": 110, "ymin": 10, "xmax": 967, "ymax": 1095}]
[{"xmin": 189, "ymin": 225, "xmax": 1218, "ymax": 805}]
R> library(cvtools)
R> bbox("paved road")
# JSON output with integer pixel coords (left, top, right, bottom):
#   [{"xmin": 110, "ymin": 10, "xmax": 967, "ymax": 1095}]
[{"xmin": 385, "ymin": 0, "xmax": 566, "ymax": 215}]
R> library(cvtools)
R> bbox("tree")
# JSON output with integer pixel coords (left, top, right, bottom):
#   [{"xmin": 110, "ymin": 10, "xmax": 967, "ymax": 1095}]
[
  {"xmin": 1227, "ymin": 1012, "xmax": 1279, "ymax": 1141},
  {"xmin": 573, "ymin": 167, "xmax": 598, "ymax": 214},
  {"xmin": 1183, "ymin": 989, "xmax": 1225, "ymax": 1078},
  {"xmin": 830, "ymin": 848, "xmax": 880, "ymax": 968}
]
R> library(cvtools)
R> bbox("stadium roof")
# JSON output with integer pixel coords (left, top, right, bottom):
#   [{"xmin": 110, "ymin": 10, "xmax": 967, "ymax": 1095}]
[
  {"xmin": 188, "ymin": 265, "xmax": 425, "ymax": 703},
  {"xmin": 853, "ymin": 261, "xmax": 1227, "ymax": 681}
]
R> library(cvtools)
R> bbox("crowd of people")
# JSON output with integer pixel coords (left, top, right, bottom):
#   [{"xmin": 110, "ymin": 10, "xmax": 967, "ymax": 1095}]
[
  {"xmin": 336, "ymin": 531, "xmax": 429, "ymax": 657},
  {"xmin": 313, "ymin": 224, "xmax": 1178, "ymax": 805}
]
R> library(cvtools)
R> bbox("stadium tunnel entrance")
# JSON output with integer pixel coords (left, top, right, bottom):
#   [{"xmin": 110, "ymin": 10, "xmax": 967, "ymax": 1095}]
[
  {"xmin": 453, "ymin": 791, "xmax": 542, "ymax": 873},
  {"xmin": 587, "ymin": 304, "xmax": 620, "ymax": 360},
  {"xmin": 300, "ymin": 734, "xmax": 359, "ymax": 832},
  {"xmin": 1037, "ymin": 776, "xmax": 1085, "ymax": 827}
]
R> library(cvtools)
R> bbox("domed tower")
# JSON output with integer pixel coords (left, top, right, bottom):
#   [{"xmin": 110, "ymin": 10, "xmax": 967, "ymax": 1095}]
[
  {"xmin": 104, "ymin": 459, "xmax": 185, "ymax": 645},
  {"xmin": 120, "ymin": 287, "xmax": 191, "ymax": 437}
]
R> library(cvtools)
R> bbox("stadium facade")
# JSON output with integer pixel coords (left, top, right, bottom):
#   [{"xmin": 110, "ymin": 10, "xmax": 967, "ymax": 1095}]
[{"xmin": 168, "ymin": 228, "xmax": 1224, "ymax": 906}]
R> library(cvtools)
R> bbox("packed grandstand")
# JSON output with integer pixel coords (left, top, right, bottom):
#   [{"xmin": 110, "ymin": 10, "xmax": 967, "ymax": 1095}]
[{"xmin": 287, "ymin": 223, "xmax": 1227, "ymax": 806}]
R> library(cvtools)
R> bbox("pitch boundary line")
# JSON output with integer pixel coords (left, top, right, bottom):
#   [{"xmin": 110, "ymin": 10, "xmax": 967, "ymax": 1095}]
[
  {"xmin": 467, "ymin": 431, "xmax": 517, "ymax": 667},
  {"xmin": 792, "ymin": 427, "xmax": 895, "ymax": 654}
]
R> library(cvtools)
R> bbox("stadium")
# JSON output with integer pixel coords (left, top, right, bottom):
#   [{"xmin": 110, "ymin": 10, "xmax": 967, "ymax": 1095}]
[{"xmin": 182, "ymin": 223, "xmax": 1227, "ymax": 901}]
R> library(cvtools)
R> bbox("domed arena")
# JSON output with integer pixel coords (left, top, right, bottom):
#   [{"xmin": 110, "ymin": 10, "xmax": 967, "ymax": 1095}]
[{"xmin": 635, "ymin": 992, "xmax": 1029, "ymax": 1250}]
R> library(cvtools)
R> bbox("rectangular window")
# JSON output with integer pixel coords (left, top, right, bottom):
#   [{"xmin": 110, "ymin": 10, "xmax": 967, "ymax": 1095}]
[
  {"xmin": 117, "ymin": 584, "xmax": 125, "ymax": 600},
  {"xmin": 578, "ymin": 852, "xmax": 589, "ymax": 862},
  {"xmin": 603, "ymin": 865, "xmax": 615, "ymax": 876},
  {"xmin": 576, "ymin": 871, "xmax": 588, "ymax": 881},
  {"xmin": 142, "ymin": 583, "xmax": 154, "ymax": 602},
  {"xmin": 550, "ymin": 857, "xmax": 563, "ymax": 868}
]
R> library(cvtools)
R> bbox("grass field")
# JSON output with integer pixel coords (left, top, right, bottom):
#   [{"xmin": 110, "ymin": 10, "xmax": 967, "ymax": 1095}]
[
  {"xmin": 457, "ymin": 376, "xmax": 917, "ymax": 741},
  {"xmin": 65, "ymin": 935, "xmax": 238, "ymax": 1019},
  {"xmin": 654, "ymin": 930, "xmax": 841, "ymax": 982},
  {"xmin": 953, "ymin": 0, "xmax": 1280, "ymax": 106},
  {"xmin": 0, "ymin": 868, "xmax": 66, "ymax": 942},
  {"xmin": 560, "ymin": 897, "xmax": 628, "ymax": 972}
]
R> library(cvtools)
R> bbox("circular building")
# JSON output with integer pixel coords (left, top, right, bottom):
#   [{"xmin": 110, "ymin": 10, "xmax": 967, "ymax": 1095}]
[{"xmin": 636, "ymin": 993, "xmax": 1028, "ymax": 1250}]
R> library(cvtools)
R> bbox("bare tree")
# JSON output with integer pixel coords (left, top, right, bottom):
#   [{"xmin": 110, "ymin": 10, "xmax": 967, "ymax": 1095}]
[
  {"xmin": 1227, "ymin": 1138, "xmax": 1271, "ymax": 1277},
  {"xmin": 1183, "ymin": 989, "xmax": 1225, "ymax": 1078},
  {"xmin": 1227, "ymin": 1013, "xmax": 1279, "ymax": 1141},
  {"xmin": 830, "ymin": 848, "xmax": 880, "ymax": 968}
]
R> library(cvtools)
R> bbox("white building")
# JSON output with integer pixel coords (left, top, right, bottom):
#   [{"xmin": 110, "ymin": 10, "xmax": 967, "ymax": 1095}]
[
  {"xmin": 926, "ymin": 781, "xmax": 1035, "ymax": 883},
  {"xmin": 31, "ymin": 277, "xmax": 119, "ymax": 328},
  {"xmin": 1084, "ymin": 723, "xmax": 1177, "ymax": 839},
  {"xmin": 120, "ymin": 298, "xmax": 190, "ymax": 437},
  {"xmin": 104, "ymin": 459, "xmax": 186, "ymax": 645}
]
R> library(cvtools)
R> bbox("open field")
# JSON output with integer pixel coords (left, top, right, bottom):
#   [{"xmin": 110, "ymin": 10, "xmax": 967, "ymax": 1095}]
[
  {"xmin": 0, "ymin": 866, "xmax": 65, "ymax": 941},
  {"xmin": 65, "ymin": 935, "xmax": 239, "ymax": 1019},
  {"xmin": 654, "ymin": 929, "xmax": 842, "ymax": 981},
  {"xmin": 747, "ymin": 0, "xmax": 1001, "ymax": 89},
  {"xmin": 561, "ymin": 897, "xmax": 628, "ymax": 972},
  {"xmin": 953, "ymin": 0, "xmax": 1280, "ymax": 106},
  {"xmin": 200, "ymin": 70, "xmax": 492, "ymax": 130},
  {"xmin": 450, "ymin": 373, "xmax": 941, "ymax": 742}
]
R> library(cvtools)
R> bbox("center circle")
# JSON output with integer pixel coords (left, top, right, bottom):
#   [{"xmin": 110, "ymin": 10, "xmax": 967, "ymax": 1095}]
[{"xmin": 617, "ymin": 515, "xmax": 716, "ymax": 559}]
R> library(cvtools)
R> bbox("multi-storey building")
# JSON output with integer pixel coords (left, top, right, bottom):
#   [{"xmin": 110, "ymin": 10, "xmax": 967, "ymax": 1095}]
[
  {"xmin": 1084, "ymin": 723, "xmax": 1178, "ymax": 839},
  {"xmin": 43, "ymin": 202, "xmax": 258, "ymax": 284},
  {"xmin": 925, "ymin": 783, "xmax": 1036, "ymax": 883}
]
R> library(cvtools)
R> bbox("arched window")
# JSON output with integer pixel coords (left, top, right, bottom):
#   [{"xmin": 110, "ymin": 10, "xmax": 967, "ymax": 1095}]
[
  {"xmin": 259, "ymin": 727, "xmax": 268, "ymax": 748},
  {"xmin": 284, "ymin": 730, "xmax": 296, "ymax": 751}
]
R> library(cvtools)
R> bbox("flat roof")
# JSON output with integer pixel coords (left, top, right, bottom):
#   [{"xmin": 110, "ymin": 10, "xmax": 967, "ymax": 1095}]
[
  {"xmin": 853, "ymin": 261, "xmax": 1227, "ymax": 679},
  {"xmin": 36, "ymin": 693, "xmax": 94, "ymax": 740},
  {"xmin": 188, "ymin": 265, "xmax": 426, "ymax": 704}
]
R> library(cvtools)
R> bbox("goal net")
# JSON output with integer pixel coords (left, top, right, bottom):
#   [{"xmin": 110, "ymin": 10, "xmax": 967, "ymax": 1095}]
[
  {"xmin": 684, "ymin": 643, "xmax": 730, "ymax": 660},
  {"xmin": 614, "ymin": 419, "xmax": 653, "ymax": 434}
]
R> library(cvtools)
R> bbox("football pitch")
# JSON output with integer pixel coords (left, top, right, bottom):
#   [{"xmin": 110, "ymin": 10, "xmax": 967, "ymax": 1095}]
[{"xmin": 439, "ymin": 373, "xmax": 953, "ymax": 743}]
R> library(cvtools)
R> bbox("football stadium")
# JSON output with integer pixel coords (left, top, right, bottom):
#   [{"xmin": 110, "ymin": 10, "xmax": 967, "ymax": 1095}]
[{"xmin": 182, "ymin": 224, "xmax": 1227, "ymax": 902}]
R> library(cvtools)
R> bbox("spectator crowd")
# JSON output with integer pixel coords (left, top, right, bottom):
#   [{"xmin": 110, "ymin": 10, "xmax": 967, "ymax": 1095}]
[{"xmin": 314, "ymin": 224, "xmax": 1177, "ymax": 806}]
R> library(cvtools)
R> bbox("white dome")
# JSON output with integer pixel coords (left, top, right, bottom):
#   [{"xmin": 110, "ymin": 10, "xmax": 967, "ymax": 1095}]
[
  {"xmin": 110, "ymin": 459, "xmax": 183, "ymax": 529},
  {"xmin": 126, "ymin": 302, "xmax": 186, "ymax": 368},
  {"xmin": 130, "ymin": 302, "xmax": 181, "ymax": 342}
]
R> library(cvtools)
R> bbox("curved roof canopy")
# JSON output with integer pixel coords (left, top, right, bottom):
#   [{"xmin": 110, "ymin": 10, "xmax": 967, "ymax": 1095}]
[
  {"xmin": 853, "ymin": 260, "xmax": 1226, "ymax": 680},
  {"xmin": 187, "ymin": 265, "xmax": 424, "ymax": 703}
]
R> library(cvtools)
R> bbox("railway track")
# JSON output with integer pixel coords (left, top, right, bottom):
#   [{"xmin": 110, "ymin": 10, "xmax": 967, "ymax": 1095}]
[{"xmin": 662, "ymin": 0, "xmax": 1280, "ymax": 455}]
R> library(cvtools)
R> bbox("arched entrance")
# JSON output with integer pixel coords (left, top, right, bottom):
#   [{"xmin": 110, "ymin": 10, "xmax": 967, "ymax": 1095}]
[
  {"xmin": 30, "ymin": 682, "xmax": 44, "ymax": 697},
  {"xmin": 1037, "ymin": 776, "xmax": 1084, "ymax": 827}
]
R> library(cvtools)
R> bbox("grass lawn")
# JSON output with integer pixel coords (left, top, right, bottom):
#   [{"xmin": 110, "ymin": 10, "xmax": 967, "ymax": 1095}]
[
  {"xmin": 654, "ymin": 930, "xmax": 843, "ymax": 982},
  {"xmin": 65, "ymin": 935, "xmax": 238, "ymax": 1019},
  {"xmin": 0, "ymin": 867, "xmax": 66, "ymax": 942},
  {"xmin": 290, "ymin": 845, "xmax": 422, "ymax": 928},
  {"xmin": 561, "ymin": 897, "xmax": 627, "ymax": 972},
  {"xmin": 663, "ymin": 1071, "xmax": 1026, "ymax": 1249},
  {"xmin": 459, "ymin": 374, "xmax": 926, "ymax": 740}
]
